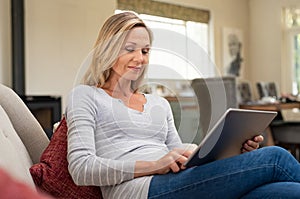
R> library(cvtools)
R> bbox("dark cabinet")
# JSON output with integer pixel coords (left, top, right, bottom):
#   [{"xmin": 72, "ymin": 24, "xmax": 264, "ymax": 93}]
[{"xmin": 21, "ymin": 95, "xmax": 62, "ymax": 139}]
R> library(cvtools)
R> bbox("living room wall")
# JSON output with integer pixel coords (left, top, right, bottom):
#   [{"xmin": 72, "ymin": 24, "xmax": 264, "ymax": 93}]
[
  {"xmin": 25, "ymin": 0, "xmax": 116, "ymax": 110},
  {"xmin": 1, "ymin": 0, "xmax": 298, "ymax": 111},
  {"xmin": 0, "ymin": 0, "xmax": 11, "ymax": 87},
  {"xmin": 249, "ymin": 0, "xmax": 300, "ymax": 95}
]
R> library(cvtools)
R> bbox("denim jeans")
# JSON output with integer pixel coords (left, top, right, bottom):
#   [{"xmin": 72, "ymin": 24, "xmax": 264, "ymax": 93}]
[{"xmin": 148, "ymin": 146, "xmax": 300, "ymax": 199}]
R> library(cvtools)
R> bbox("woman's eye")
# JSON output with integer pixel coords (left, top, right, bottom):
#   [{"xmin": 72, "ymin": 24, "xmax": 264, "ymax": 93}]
[
  {"xmin": 142, "ymin": 48, "xmax": 150, "ymax": 55},
  {"xmin": 124, "ymin": 46, "xmax": 150, "ymax": 54},
  {"xmin": 125, "ymin": 46, "xmax": 135, "ymax": 52}
]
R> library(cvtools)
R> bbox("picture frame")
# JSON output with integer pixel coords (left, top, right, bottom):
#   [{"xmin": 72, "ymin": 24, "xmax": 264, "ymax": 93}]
[{"xmin": 222, "ymin": 27, "xmax": 244, "ymax": 77}]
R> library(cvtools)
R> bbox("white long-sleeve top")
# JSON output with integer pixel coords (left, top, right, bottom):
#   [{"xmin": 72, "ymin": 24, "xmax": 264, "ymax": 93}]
[{"xmin": 66, "ymin": 85, "xmax": 183, "ymax": 199}]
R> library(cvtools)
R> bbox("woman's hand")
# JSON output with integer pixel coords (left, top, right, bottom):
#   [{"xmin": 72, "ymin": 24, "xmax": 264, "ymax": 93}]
[
  {"xmin": 241, "ymin": 135, "xmax": 264, "ymax": 153},
  {"xmin": 134, "ymin": 148, "xmax": 193, "ymax": 178},
  {"xmin": 154, "ymin": 148, "xmax": 193, "ymax": 174}
]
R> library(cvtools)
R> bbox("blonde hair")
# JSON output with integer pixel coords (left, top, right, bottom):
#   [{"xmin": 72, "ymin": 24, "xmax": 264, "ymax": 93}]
[{"xmin": 82, "ymin": 11, "xmax": 153, "ymax": 91}]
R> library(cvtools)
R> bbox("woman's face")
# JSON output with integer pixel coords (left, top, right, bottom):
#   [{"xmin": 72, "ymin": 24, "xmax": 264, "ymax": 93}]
[{"xmin": 112, "ymin": 27, "xmax": 151, "ymax": 81}]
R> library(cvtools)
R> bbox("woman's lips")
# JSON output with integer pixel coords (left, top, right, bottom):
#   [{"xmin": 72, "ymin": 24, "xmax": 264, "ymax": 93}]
[{"xmin": 128, "ymin": 66, "xmax": 142, "ymax": 71}]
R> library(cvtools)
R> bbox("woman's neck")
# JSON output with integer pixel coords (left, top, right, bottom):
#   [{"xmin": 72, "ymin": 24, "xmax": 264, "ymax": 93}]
[
  {"xmin": 102, "ymin": 74, "xmax": 133, "ymax": 98},
  {"xmin": 101, "ymin": 73, "xmax": 146, "ymax": 112}
]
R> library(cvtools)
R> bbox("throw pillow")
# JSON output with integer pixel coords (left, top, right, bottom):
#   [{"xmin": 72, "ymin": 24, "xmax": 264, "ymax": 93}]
[{"xmin": 29, "ymin": 117, "xmax": 103, "ymax": 199}]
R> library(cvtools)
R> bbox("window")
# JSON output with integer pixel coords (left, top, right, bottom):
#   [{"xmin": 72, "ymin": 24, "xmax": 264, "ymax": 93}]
[
  {"xmin": 141, "ymin": 14, "xmax": 212, "ymax": 80},
  {"xmin": 292, "ymin": 33, "xmax": 300, "ymax": 94},
  {"xmin": 283, "ymin": 8, "xmax": 300, "ymax": 95}
]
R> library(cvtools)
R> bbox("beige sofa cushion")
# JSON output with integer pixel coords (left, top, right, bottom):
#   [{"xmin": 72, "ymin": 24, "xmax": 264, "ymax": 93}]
[
  {"xmin": 0, "ymin": 105, "xmax": 35, "ymax": 187},
  {"xmin": 0, "ymin": 84, "xmax": 49, "ymax": 164}
]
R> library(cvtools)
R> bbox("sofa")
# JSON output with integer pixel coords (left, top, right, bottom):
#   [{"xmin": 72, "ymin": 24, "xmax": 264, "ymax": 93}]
[
  {"xmin": 0, "ymin": 83, "xmax": 49, "ymax": 186},
  {"xmin": 0, "ymin": 83, "xmax": 51, "ymax": 197},
  {"xmin": 0, "ymin": 84, "xmax": 103, "ymax": 198}
]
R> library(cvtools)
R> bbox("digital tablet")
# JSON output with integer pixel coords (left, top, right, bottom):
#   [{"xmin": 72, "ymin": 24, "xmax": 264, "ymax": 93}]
[{"xmin": 184, "ymin": 108, "xmax": 277, "ymax": 167}]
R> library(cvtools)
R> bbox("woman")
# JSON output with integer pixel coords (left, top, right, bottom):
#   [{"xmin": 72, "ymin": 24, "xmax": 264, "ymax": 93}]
[{"xmin": 66, "ymin": 11, "xmax": 300, "ymax": 199}]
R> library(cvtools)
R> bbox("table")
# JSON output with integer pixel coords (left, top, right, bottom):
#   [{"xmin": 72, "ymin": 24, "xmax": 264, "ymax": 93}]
[
  {"xmin": 240, "ymin": 102, "xmax": 300, "ymax": 160},
  {"xmin": 239, "ymin": 102, "xmax": 300, "ymax": 112}
]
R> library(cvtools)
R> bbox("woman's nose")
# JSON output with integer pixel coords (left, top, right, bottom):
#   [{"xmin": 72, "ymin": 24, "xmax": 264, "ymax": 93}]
[{"xmin": 133, "ymin": 49, "xmax": 144, "ymax": 63}]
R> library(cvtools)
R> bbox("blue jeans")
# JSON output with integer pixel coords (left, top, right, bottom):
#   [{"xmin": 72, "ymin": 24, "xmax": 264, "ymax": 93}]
[{"xmin": 148, "ymin": 146, "xmax": 300, "ymax": 199}]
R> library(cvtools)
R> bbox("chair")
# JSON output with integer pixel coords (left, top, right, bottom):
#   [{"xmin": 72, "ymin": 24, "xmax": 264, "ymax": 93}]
[
  {"xmin": 271, "ymin": 121, "xmax": 300, "ymax": 161},
  {"xmin": 256, "ymin": 81, "xmax": 279, "ymax": 100},
  {"xmin": 191, "ymin": 76, "xmax": 238, "ymax": 136},
  {"xmin": 237, "ymin": 81, "xmax": 253, "ymax": 104},
  {"xmin": 270, "ymin": 108, "xmax": 300, "ymax": 161},
  {"xmin": 256, "ymin": 82, "xmax": 268, "ymax": 99},
  {"xmin": 267, "ymin": 82, "xmax": 278, "ymax": 99}
]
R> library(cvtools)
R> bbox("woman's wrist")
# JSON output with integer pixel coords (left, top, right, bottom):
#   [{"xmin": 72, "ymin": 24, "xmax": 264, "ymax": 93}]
[{"xmin": 134, "ymin": 161, "xmax": 157, "ymax": 178}]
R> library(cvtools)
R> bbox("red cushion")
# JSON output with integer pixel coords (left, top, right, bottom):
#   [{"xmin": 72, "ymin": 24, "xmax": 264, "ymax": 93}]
[
  {"xmin": 30, "ymin": 117, "xmax": 103, "ymax": 199},
  {"xmin": 0, "ymin": 167, "xmax": 52, "ymax": 199}
]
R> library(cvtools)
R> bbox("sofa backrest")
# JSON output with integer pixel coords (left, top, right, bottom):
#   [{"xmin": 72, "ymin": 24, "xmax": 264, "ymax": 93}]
[
  {"xmin": 0, "ymin": 105, "xmax": 36, "ymax": 187},
  {"xmin": 0, "ymin": 84, "xmax": 49, "ymax": 164}
]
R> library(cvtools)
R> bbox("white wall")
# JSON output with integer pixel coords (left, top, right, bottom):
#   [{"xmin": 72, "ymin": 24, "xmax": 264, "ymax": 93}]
[
  {"xmin": 0, "ymin": 0, "xmax": 11, "ymax": 87},
  {"xmin": 25, "ymin": 0, "xmax": 116, "ymax": 110},
  {"xmin": 249, "ymin": 0, "xmax": 300, "ymax": 96}
]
